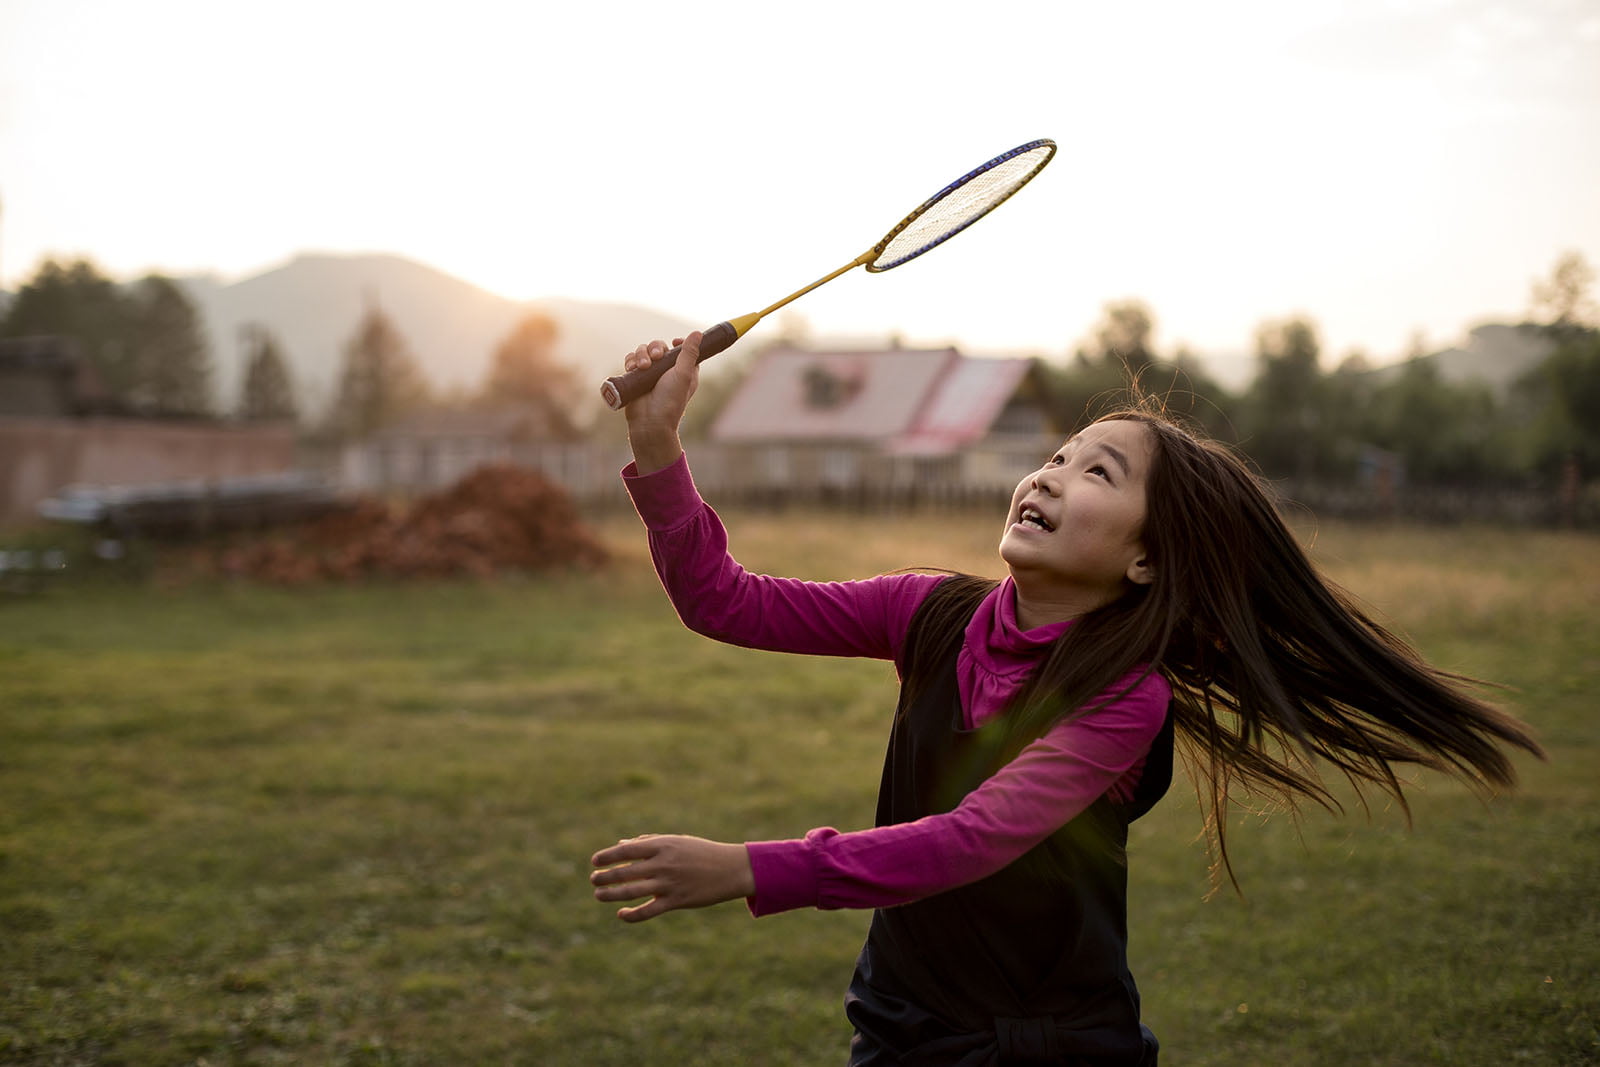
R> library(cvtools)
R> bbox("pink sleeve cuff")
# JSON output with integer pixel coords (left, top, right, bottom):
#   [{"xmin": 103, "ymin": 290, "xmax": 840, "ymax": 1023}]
[
  {"xmin": 744, "ymin": 837, "xmax": 823, "ymax": 917},
  {"xmin": 621, "ymin": 453, "xmax": 701, "ymax": 532}
]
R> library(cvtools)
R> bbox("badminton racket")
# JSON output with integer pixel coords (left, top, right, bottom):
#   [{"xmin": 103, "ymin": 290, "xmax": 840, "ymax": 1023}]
[{"xmin": 600, "ymin": 138, "xmax": 1057, "ymax": 410}]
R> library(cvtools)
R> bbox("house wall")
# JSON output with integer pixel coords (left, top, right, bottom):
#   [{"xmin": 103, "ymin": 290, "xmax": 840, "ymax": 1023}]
[{"xmin": 0, "ymin": 417, "xmax": 297, "ymax": 527}]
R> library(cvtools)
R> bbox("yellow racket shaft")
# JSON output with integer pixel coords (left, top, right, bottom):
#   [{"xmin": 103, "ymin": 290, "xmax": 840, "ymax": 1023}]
[{"xmin": 599, "ymin": 249, "xmax": 875, "ymax": 411}]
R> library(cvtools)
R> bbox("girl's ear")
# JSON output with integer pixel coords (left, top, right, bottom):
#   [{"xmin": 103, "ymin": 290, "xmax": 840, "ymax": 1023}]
[{"xmin": 1126, "ymin": 553, "xmax": 1155, "ymax": 586}]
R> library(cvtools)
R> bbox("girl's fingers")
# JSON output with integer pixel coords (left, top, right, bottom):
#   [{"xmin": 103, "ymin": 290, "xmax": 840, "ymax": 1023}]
[
  {"xmin": 591, "ymin": 836, "xmax": 658, "ymax": 871},
  {"xmin": 624, "ymin": 342, "xmax": 667, "ymax": 372},
  {"xmin": 593, "ymin": 876, "xmax": 664, "ymax": 903},
  {"xmin": 617, "ymin": 896, "xmax": 672, "ymax": 923},
  {"xmin": 590, "ymin": 858, "xmax": 651, "ymax": 886},
  {"xmin": 679, "ymin": 332, "xmax": 702, "ymax": 363}
]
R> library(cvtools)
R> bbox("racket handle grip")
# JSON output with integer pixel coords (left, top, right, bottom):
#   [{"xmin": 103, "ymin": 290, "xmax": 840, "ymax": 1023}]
[{"xmin": 600, "ymin": 320, "xmax": 740, "ymax": 411}]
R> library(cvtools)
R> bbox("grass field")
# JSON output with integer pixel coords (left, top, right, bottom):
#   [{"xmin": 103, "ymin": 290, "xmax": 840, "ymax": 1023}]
[{"xmin": 1, "ymin": 508, "xmax": 1596, "ymax": 1065}]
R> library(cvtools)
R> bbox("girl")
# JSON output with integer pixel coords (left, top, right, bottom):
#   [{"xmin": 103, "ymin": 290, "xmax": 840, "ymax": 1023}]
[{"xmin": 589, "ymin": 333, "xmax": 1544, "ymax": 1066}]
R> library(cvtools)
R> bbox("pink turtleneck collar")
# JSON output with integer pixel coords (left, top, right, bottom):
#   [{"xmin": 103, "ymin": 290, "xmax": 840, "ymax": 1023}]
[{"xmin": 956, "ymin": 577, "xmax": 1074, "ymax": 730}]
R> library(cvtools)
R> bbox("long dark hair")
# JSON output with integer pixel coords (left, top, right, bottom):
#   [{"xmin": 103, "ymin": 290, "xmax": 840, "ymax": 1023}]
[{"xmin": 913, "ymin": 403, "xmax": 1546, "ymax": 888}]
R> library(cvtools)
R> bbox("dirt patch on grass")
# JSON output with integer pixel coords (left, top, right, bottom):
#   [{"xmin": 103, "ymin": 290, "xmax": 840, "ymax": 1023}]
[{"xmin": 206, "ymin": 465, "xmax": 609, "ymax": 583}]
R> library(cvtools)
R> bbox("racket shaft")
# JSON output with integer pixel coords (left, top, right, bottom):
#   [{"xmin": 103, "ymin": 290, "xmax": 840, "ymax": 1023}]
[
  {"xmin": 601, "ymin": 252, "xmax": 874, "ymax": 411},
  {"xmin": 600, "ymin": 321, "xmax": 739, "ymax": 410}
]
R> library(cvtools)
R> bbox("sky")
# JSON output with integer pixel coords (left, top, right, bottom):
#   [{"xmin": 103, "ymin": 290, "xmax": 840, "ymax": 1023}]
[{"xmin": 2, "ymin": 0, "xmax": 1597, "ymax": 378}]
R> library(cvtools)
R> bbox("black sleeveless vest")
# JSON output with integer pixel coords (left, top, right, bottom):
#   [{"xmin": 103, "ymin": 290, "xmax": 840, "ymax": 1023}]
[{"xmin": 845, "ymin": 577, "xmax": 1173, "ymax": 1066}]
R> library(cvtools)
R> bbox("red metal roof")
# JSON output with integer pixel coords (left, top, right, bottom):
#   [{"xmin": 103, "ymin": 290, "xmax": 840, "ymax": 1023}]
[
  {"xmin": 890, "ymin": 355, "xmax": 1034, "ymax": 456},
  {"xmin": 708, "ymin": 343, "xmax": 1035, "ymax": 455}
]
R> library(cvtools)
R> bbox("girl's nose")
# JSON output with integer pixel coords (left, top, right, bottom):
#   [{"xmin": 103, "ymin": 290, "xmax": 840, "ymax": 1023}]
[{"xmin": 1031, "ymin": 469, "xmax": 1060, "ymax": 495}]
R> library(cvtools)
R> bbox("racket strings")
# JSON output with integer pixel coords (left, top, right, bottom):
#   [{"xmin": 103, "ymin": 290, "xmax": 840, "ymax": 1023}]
[{"xmin": 870, "ymin": 144, "xmax": 1055, "ymax": 271}]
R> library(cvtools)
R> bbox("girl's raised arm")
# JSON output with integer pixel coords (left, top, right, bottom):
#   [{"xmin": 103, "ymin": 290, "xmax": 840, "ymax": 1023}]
[
  {"xmin": 616, "ymin": 334, "xmax": 943, "ymax": 662},
  {"xmin": 626, "ymin": 454, "xmax": 942, "ymax": 661}
]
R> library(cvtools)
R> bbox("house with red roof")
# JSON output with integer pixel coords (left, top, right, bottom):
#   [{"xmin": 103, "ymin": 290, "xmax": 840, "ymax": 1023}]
[{"xmin": 694, "ymin": 342, "xmax": 1060, "ymax": 503}]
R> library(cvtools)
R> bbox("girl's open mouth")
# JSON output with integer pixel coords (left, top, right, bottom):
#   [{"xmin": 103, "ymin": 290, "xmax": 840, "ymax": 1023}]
[{"xmin": 1018, "ymin": 504, "xmax": 1054, "ymax": 532}]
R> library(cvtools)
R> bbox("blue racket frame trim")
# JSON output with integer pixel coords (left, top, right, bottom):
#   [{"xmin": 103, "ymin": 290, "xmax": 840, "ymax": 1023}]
[{"xmin": 866, "ymin": 138, "xmax": 1058, "ymax": 273}]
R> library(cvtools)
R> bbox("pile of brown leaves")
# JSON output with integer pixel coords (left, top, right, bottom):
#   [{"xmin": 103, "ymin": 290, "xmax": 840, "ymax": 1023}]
[{"xmin": 214, "ymin": 465, "xmax": 609, "ymax": 583}]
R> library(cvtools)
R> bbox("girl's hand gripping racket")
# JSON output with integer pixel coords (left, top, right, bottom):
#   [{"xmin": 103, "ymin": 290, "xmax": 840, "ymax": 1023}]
[{"xmin": 600, "ymin": 139, "xmax": 1057, "ymax": 410}]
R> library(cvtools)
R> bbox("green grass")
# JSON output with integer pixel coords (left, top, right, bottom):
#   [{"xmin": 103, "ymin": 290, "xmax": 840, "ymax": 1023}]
[{"xmin": 1, "ymin": 512, "xmax": 1595, "ymax": 1065}]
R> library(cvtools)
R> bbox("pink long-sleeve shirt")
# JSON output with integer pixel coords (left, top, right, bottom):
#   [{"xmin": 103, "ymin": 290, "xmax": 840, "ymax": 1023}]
[{"xmin": 624, "ymin": 454, "xmax": 1171, "ymax": 917}]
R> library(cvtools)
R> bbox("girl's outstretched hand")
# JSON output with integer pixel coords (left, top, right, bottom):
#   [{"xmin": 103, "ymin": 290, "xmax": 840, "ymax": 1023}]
[{"xmin": 590, "ymin": 833, "xmax": 755, "ymax": 923}]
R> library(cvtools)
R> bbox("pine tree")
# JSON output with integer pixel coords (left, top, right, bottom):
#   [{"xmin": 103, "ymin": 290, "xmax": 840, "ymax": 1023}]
[
  {"xmin": 125, "ymin": 275, "xmax": 213, "ymax": 416},
  {"xmin": 1245, "ymin": 316, "xmax": 1323, "ymax": 479},
  {"xmin": 328, "ymin": 302, "xmax": 429, "ymax": 438},
  {"xmin": 237, "ymin": 324, "xmax": 298, "ymax": 422}
]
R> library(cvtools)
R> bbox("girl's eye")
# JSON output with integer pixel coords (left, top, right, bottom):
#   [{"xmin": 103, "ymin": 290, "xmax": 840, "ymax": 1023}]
[
  {"xmin": 1049, "ymin": 454, "xmax": 1065, "ymax": 466},
  {"xmin": 1087, "ymin": 464, "xmax": 1110, "ymax": 480}
]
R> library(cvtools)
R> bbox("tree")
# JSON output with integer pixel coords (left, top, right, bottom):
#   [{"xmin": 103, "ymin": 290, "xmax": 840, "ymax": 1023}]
[
  {"xmin": 2, "ymin": 260, "xmax": 214, "ymax": 416},
  {"xmin": 1090, "ymin": 300, "xmax": 1157, "ymax": 374},
  {"xmin": 125, "ymin": 274, "xmax": 213, "ymax": 416},
  {"xmin": 1041, "ymin": 301, "xmax": 1161, "ymax": 428},
  {"xmin": 1043, "ymin": 301, "xmax": 1236, "ymax": 437},
  {"xmin": 1315, "ymin": 352, "xmax": 1379, "ymax": 477},
  {"xmin": 1529, "ymin": 250, "xmax": 1599, "ymax": 334},
  {"xmin": 478, "ymin": 310, "xmax": 581, "ymax": 438},
  {"xmin": 1242, "ymin": 316, "xmax": 1323, "ymax": 478},
  {"xmin": 237, "ymin": 324, "xmax": 298, "ymax": 422},
  {"xmin": 1361, "ymin": 357, "xmax": 1506, "ymax": 484},
  {"xmin": 327, "ymin": 303, "xmax": 429, "ymax": 438},
  {"xmin": 1, "ymin": 258, "xmax": 133, "ymax": 400},
  {"xmin": 480, "ymin": 311, "xmax": 576, "ymax": 410},
  {"xmin": 1156, "ymin": 346, "xmax": 1237, "ymax": 442},
  {"xmin": 1511, "ymin": 329, "xmax": 1600, "ymax": 477},
  {"xmin": 1041, "ymin": 352, "xmax": 1134, "ymax": 430}
]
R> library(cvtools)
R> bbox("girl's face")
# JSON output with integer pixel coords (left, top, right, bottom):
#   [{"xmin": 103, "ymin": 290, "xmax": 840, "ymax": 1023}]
[{"xmin": 999, "ymin": 419, "xmax": 1156, "ymax": 621}]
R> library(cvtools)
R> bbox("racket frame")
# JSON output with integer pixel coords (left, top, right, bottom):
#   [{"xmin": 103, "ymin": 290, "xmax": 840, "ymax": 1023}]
[{"xmin": 866, "ymin": 138, "xmax": 1057, "ymax": 272}]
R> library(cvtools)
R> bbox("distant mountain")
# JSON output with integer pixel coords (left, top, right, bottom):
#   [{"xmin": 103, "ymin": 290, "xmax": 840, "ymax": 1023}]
[{"xmin": 177, "ymin": 252, "xmax": 699, "ymax": 418}]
